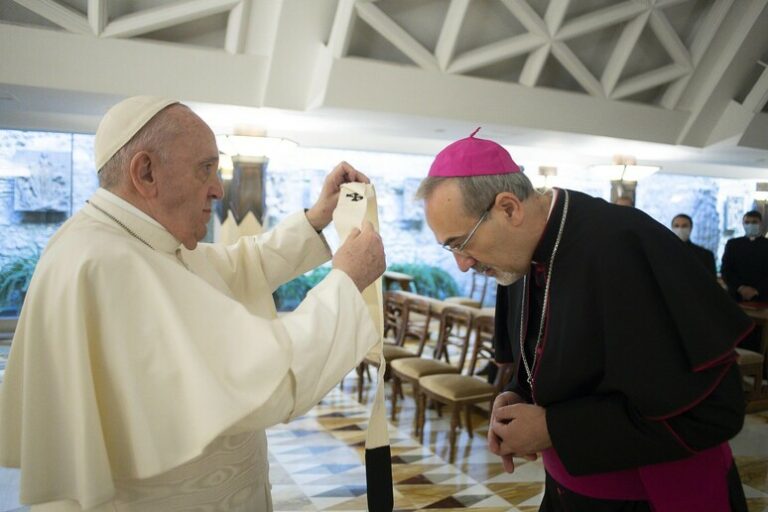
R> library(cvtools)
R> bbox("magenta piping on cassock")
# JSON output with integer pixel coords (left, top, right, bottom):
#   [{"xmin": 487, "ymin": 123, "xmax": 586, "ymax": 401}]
[{"xmin": 693, "ymin": 322, "xmax": 753, "ymax": 372}]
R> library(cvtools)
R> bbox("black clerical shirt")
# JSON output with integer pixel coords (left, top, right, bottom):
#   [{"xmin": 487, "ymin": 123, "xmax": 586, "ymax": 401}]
[{"xmin": 721, "ymin": 235, "xmax": 768, "ymax": 301}]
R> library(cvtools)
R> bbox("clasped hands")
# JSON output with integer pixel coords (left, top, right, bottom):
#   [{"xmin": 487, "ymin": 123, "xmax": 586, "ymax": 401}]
[{"xmin": 487, "ymin": 391, "xmax": 552, "ymax": 473}]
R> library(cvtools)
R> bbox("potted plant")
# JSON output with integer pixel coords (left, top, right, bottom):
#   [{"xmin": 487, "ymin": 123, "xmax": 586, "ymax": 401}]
[{"xmin": 0, "ymin": 252, "xmax": 39, "ymax": 317}]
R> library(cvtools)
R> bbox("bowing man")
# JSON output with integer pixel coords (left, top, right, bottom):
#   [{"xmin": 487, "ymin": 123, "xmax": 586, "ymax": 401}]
[{"xmin": 415, "ymin": 129, "xmax": 752, "ymax": 512}]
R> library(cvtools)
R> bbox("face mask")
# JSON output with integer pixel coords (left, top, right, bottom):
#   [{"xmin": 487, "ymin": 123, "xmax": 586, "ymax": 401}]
[
  {"xmin": 672, "ymin": 227, "xmax": 691, "ymax": 242},
  {"xmin": 744, "ymin": 223, "xmax": 761, "ymax": 237}
]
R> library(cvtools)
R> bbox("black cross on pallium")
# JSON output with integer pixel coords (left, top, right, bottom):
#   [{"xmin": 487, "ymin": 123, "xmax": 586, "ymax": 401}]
[{"xmin": 346, "ymin": 192, "xmax": 363, "ymax": 202}]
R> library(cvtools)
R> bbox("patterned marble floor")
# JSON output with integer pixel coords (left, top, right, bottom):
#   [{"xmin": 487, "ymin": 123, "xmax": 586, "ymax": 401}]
[
  {"xmin": 0, "ymin": 366, "xmax": 766, "ymax": 511},
  {"xmin": 268, "ymin": 372, "xmax": 768, "ymax": 511}
]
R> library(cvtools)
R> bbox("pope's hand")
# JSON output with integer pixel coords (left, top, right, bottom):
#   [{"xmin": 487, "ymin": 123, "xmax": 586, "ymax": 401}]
[
  {"xmin": 305, "ymin": 162, "xmax": 370, "ymax": 231},
  {"xmin": 490, "ymin": 402, "xmax": 550, "ymax": 473},
  {"xmin": 333, "ymin": 221, "xmax": 386, "ymax": 292}
]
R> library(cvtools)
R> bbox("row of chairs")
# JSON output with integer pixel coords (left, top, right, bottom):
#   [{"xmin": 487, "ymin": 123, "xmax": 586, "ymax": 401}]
[{"xmin": 358, "ymin": 291, "xmax": 513, "ymax": 462}]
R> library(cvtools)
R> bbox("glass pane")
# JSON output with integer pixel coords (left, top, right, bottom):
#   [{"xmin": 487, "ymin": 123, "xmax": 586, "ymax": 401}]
[{"xmin": 0, "ymin": 130, "xmax": 72, "ymax": 317}]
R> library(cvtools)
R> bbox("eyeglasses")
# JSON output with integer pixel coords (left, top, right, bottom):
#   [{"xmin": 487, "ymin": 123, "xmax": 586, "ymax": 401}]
[{"xmin": 442, "ymin": 202, "xmax": 494, "ymax": 255}]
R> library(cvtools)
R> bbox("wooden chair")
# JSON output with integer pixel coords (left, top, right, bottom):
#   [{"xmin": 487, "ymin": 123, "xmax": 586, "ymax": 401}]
[
  {"xmin": 390, "ymin": 306, "xmax": 473, "ymax": 435},
  {"xmin": 444, "ymin": 270, "xmax": 490, "ymax": 308},
  {"xmin": 736, "ymin": 347, "xmax": 765, "ymax": 400},
  {"xmin": 352, "ymin": 291, "xmax": 408, "ymax": 401},
  {"xmin": 417, "ymin": 314, "xmax": 513, "ymax": 462},
  {"xmin": 356, "ymin": 294, "xmax": 429, "ymax": 402}
]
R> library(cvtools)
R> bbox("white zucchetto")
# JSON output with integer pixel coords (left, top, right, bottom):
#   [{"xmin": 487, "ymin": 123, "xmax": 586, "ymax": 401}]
[{"xmin": 94, "ymin": 96, "xmax": 178, "ymax": 171}]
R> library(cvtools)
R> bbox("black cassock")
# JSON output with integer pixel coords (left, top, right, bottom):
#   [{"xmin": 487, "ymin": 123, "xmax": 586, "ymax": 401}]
[
  {"xmin": 684, "ymin": 240, "xmax": 716, "ymax": 277},
  {"xmin": 495, "ymin": 189, "xmax": 752, "ymax": 512},
  {"xmin": 721, "ymin": 235, "xmax": 768, "ymax": 302}
]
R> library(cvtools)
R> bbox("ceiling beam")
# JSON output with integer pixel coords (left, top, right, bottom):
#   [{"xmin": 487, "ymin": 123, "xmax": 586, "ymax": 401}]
[
  {"xmin": 225, "ymin": 0, "xmax": 250, "ymax": 54},
  {"xmin": 448, "ymin": 33, "xmax": 545, "ymax": 74},
  {"xmin": 544, "ymin": 0, "xmax": 569, "ymax": 35},
  {"xmin": 660, "ymin": 0, "xmax": 733, "ymax": 109},
  {"xmin": 101, "ymin": 0, "xmax": 240, "ymax": 39},
  {"xmin": 499, "ymin": 0, "xmax": 548, "ymax": 36},
  {"xmin": 552, "ymin": 41, "xmax": 605, "ymax": 98},
  {"xmin": 319, "ymin": 56, "xmax": 688, "ymax": 144},
  {"xmin": 743, "ymin": 61, "xmax": 768, "ymax": 113},
  {"xmin": 649, "ymin": 10, "xmax": 691, "ymax": 68},
  {"xmin": 673, "ymin": 0, "xmax": 768, "ymax": 145},
  {"xmin": 87, "ymin": 0, "xmax": 107, "ymax": 36},
  {"xmin": 601, "ymin": 11, "xmax": 650, "ymax": 96},
  {"xmin": 519, "ymin": 44, "xmax": 550, "ymax": 87},
  {"xmin": 557, "ymin": 1, "xmax": 646, "ymax": 41},
  {"xmin": 327, "ymin": 0, "xmax": 357, "ymax": 59},
  {"xmin": 435, "ymin": 0, "xmax": 470, "ymax": 71},
  {"xmin": 0, "ymin": 23, "xmax": 268, "ymax": 106},
  {"xmin": 13, "ymin": 0, "xmax": 90, "ymax": 35},
  {"xmin": 611, "ymin": 63, "xmax": 690, "ymax": 100},
  {"xmin": 355, "ymin": 2, "xmax": 438, "ymax": 71}
]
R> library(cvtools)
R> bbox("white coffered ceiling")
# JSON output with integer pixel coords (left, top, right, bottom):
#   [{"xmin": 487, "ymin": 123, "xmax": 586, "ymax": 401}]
[{"xmin": 1, "ymin": 0, "xmax": 767, "ymax": 178}]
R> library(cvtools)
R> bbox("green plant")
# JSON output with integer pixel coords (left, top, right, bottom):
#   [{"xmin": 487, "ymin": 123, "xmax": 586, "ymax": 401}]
[
  {"xmin": 0, "ymin": 252, "xmax": 40, "ymax": 312},
  {"xmin": 274, "ymin": 266, "xmax": 332, "ymax": 311},
  {"xmin": 387, "ymin": 263, "xmax": 460, "ymax": 299}
]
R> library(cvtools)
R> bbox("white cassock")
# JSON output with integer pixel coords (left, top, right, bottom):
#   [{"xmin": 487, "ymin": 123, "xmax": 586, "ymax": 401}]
[{"xmin": 0, "ymin": 188, "xmax": 379, "ymax": 511}]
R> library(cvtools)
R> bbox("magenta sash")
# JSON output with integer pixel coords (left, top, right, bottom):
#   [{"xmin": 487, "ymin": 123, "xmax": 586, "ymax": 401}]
[{"xmin": 542, "ymin": 443, "xmax": 732, "ymax": 511}]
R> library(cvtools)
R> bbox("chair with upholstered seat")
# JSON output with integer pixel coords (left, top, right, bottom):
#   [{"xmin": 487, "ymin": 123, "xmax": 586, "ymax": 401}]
[
  {"xmin": 390, "ymin": 306, "xmax": 474, "ymax": 435},
  {"xmin": 417, "ymin": 314, "xmax": 513, "ymax": 462},
  {"xmin": 353, "ymin": 291, "xmax": 410, "ymax": 401},
  {"xmin": 736, "ymin": 347, "xmax": 765, "ymax": 400},
  {"xmin": 357, "ymin": 294, "xmax": 433, "ymax": 402},
  {"xmin": 444, "ymin": 270, "xmax": 489, "ymax": 308}
]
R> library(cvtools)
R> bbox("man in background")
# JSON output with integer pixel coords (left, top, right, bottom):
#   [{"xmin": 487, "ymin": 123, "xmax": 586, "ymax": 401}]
[
  {"xmin": 670, "ymin": 213, "xmax": 716, "ymax": 276},
  {"xmin": 722, "ymin": 210, "xmax": 768, "ymax": 303}
]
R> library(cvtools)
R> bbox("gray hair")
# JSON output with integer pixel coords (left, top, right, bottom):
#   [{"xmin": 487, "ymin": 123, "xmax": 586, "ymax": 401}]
[
  {"xmin": 98, "ymin": 103, "xmax": 187, "ymax": 189},
  {"xmin": 415, "ymin": 172, "xmax": 535, "ymax": 217}
]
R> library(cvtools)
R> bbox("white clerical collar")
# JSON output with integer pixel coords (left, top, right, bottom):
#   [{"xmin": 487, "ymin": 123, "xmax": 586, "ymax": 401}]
[
  {"xmin": 95, "ymin": 188, "xmax": 164, "ymax": 229},
  {"xmin": 546, "ymin": 188, "xmax": 559, "ymax": 221},
  {"xmin": 87, "ymin": 189, "xmax": 182, "ymax": 254}
]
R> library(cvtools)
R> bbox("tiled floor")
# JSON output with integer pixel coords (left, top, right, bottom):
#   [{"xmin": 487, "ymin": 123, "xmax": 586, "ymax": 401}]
[
  {"xmin": 269, "ymin": 373, "xmax": 768, "ymax": 511},
  {"xmin": 0, "ymin": 365, "xmax": 767, "ymax": 511}
]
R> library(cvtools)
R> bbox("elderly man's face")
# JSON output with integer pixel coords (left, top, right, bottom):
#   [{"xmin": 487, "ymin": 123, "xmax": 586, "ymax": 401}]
[
  {"xmin": 153, "ymin": 108, "xmax": 223, "ymax": 249},
  {"xmin": 424, "ymin": 180, "xmax": 529, "ymax": 285}
]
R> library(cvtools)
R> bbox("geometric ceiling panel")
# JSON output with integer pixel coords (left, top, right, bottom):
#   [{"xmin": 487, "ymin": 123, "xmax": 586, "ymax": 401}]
[
  {"xmin": 662, "ymin": 0, "xmax": 716, "ymax": 49},
  {"xmin": 620, "ymin": 24, "xmax": 675, "ymax": 80},
  {"xmin": 565, "ymin": 24, "xmax": 625, "ymax": 81},
  {"xmin": 0, "ymin": 1, "xmax": 63, "ymax": 31},
  {"xmin": 464, "ymin": 53, "xmax": 528, "ymax": 83},
  {"xmin": 455, "ymin": 0, "xmax": 530, "ymax": 56},
  {"xmin": 537, "ymin": 51, "xmax": 592, "ymax": 95},
  {"xmin": 375, "ymin": 0, "xmax": 449, "ymax": 55},
  {"xmin": 54, "ymin": 0, "xmax": 86, "ymax": 16},
  {"xmin": 140, "ymin": 12, "xmax": 228, "ymax": 49},
  {"xmin": 564, "ymin": 0, "xmax": 628, "ymax": 20},
  {"xmin": 103, "ymin": 0, "xmax": 183, "ymax": 21},
  {"xmin": 347, "ymin": 14, "xmax": 416, "ymax": 66},
  {"xmin": 6, "ymin": 0, "xmax": 243, "ymax": 53},
  {"xmin": 329, "ymin": 0, "xmax": 750, "ymax": 109}
]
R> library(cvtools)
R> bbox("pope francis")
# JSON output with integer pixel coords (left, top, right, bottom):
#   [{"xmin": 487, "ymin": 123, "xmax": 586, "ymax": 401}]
[{"xmin": 0, "ymin": 96, "xmax": 385, "ymax": 511}]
